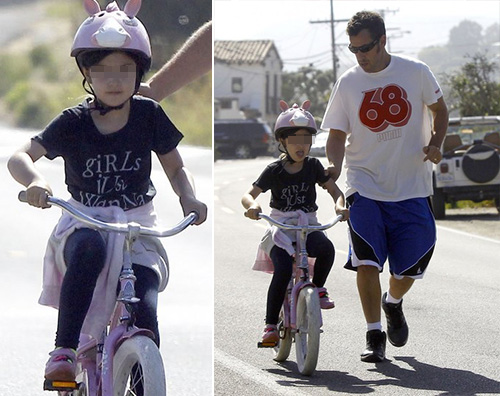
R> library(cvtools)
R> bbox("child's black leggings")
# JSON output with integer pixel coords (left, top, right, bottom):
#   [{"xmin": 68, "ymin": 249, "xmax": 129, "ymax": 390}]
[
  {"xmin": 266, "ymin": 231, "xmax": 335, "ymax": 325},
  {"xmin": 55, "ymin": 228, "xmax": 160, "ymax": 350}
]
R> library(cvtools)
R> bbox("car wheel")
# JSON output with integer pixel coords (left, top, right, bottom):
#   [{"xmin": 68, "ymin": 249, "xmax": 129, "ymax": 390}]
[
  {"xmin": 462, "ymin": 144, "xmax": 500, "ymax": 183},
  {"xmin": 432, "ymin": 187, "xmax": 446, "ymax": 219},
  {"xmin": 234, "ymin": 143, "xmax": 253, "ymax": 159},
  {"xmin": 432, "ymin": 175, "xmax": 446, "ymax": 219}
]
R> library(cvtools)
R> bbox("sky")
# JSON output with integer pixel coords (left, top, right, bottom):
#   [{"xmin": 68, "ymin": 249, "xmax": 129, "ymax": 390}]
[{"xmin": 213, "ymin": 0, "xmax": 500, "ymax": 72}]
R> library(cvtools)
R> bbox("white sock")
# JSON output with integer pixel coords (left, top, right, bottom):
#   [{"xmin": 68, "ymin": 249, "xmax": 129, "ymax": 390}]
[
  {"xmin": 367, "ymin": 322, "xmax": 382, "ymax": 332},
  {"xmin": 386, "ymin": 291, "xmax": 402, "ymax": 304}
]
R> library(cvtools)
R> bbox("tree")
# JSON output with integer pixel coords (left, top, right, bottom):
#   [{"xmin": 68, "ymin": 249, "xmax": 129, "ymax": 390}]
[
  {"xmin": 418, "ymin": 20, "xmax": 498, "ymax": 78},
  {"xmin": 281, "ymin": 66, "xmax": 334, "ymax": 124},
  {"xmin": 444, "ymin": 53, "xmax": 500, "ymax": 116}
]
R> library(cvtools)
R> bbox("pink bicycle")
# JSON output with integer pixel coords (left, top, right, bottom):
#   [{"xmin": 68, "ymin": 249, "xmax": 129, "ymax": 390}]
[
  {"xmin": 19, "ymin": 192, "xmax": 197, "ymax": 396},
  {"xmin": 256, "ymin": 213, "xmax": 343, "ymax": 376}
]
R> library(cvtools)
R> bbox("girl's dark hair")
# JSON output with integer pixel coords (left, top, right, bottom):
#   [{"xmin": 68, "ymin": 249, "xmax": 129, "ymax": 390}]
[
  {"xmin": 346, "ymin": 11, "xmax": 386, "ymax": 40},
  {"xmin": 275, "ymin": 126, "xmax": 316, "ymax": 142},
  {"xmin": 76, "ymin": 49, "xmax": 149, "ymax": 94}
]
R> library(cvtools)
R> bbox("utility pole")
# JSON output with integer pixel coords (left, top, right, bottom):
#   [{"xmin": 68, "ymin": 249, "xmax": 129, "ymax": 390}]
[{"xmin": 310, "ymin": 0, "xmax": 348, "ymax": 82}]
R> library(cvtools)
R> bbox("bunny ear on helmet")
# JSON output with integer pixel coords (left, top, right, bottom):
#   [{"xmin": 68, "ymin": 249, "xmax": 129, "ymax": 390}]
[
  {"xmin": 83, "ymin": 0, "xmax": 101, "ymax": 15},
  {"xmin": 301, "ymin": 100, "xmax": 311, "ymax": 111},
  {"xmin": 124, "ymin": 0, "xmax": 142, "ymax": 18},
  {"xmin": 279, "ymin": 100, "xmax": 290, "ymax": 112}
]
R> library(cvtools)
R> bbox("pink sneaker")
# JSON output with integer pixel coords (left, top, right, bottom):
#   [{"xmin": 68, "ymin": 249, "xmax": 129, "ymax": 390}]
[
  {"xmin": 45, "ymin": 348, "xmax": 77, "ymax": 381},
  {"xmin": 261, "ymin": 324, "xmax": 279, "ymax": 344},
  {"xmin": 318, "ymin": 287, "xmax": 335, "ymax": 309}
]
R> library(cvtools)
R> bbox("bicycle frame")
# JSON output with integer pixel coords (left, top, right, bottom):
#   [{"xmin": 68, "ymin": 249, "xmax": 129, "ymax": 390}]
[
  {"xmin": 19, "ymin": 192, "xmax": 197, "ymax": 395},
  {"xmin": 257, "ymin": 212, "xmax": 343, "ymax": 375},
  {"xmin": 258, "ymin": 214, "xmax": 342, "ymax": 331}
]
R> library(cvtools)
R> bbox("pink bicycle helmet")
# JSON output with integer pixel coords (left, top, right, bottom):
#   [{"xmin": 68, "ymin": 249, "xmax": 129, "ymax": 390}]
[
  {"xmin": 71, "ymin": 0, "xmax": 152, "ymax": 72},
  {"xmin": 274, "ymin": 100, "xmax": 317, "ymax": 140}
]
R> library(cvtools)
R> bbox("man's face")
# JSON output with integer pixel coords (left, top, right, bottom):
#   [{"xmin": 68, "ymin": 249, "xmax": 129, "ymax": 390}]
[{"xmin": 349, "ymin": 29, "xmax": 387, "ymax": 73}]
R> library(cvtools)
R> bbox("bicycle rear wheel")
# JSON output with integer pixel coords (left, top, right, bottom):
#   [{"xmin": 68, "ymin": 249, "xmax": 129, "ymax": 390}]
[
  {"xmin": 113, "ymin": 335, "xmax": 166, "ymax": 396},
  {"xmin": 295, "ymin": 286, "xmax": 321, "ymax": 376},
  {"xmin": 273, "ymin": 306, "xmax": 292, "ymax": 362}
]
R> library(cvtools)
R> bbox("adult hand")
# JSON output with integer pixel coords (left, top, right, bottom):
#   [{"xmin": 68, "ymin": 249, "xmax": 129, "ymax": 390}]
[
  {"xmin": 325, "ymin": 165, "xmax": 341, "ymax": 182},
  {"xmin": 423, "ymin": 145, "xmax": 442, "ymax": 164}
]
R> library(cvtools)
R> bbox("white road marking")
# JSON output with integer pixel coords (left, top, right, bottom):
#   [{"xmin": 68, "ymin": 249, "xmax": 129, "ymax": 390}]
[
  {"xmin": 214, "ymin": 348, "xmax": 309, "ymax": 396},
  {"xmin": 221, "ymin": 206, "xmax": 235, "ymax": 214},
  {"xmin": 436, "ymin": 224, "xmax": 500, "ymax": 244}
]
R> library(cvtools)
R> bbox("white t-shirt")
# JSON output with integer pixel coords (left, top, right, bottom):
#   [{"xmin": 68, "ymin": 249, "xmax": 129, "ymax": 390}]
[{"xmin": 321, "ymin": 54, "xmax": 443, "ymax": 201}]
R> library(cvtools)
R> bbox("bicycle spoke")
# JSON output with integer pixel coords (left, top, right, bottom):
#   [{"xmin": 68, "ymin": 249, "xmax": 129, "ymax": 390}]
[{"xmin": 123, "ymin": 363, "xmax": 145, "ymax": 396}]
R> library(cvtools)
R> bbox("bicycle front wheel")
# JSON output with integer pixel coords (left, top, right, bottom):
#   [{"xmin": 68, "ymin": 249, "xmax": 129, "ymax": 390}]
[
  {"xmin": 295, "ymin": 286, "xmax": 321, "ymax": 376},
  {"xmin": 113, "ymin": 335, "xmax": 166, "ymax": 396}
]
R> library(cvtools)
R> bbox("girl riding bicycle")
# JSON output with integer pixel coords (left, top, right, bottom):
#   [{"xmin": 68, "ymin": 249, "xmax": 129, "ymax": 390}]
[
  {"xmin": 7, "ymin": 0, "xmax": 207, "ymax": 384},
  {"xmin": 242, "ymin": 100, "xmax": 349, "ymax": 344}
]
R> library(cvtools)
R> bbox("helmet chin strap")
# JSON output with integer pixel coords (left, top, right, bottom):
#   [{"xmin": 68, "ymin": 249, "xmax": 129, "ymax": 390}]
[
  {"xmin": 92, "ymin": 97, "xmax": 128, "ymax": 116},
  {"xmin": 79, "ymin": 63, "xmax": 138, "ymax": 116},
  {"xmin": 279, "ymin": 142, "xmax": 297, "ymax": 164}
]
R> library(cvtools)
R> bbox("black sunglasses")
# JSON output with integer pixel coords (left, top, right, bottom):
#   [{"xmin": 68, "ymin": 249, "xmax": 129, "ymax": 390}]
[{"xmin": 348, "ymin": 38, "xmax": 380, "ymax": 54}]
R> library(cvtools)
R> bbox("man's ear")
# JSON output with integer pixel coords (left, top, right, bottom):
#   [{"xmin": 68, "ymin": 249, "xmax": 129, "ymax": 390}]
[{"xmin": 379, "ymin": 34, "xmax": 387, "ymax": 48}]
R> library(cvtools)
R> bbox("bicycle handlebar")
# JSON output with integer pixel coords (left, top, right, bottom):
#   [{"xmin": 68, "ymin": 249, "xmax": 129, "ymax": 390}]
[
  {"xmin": 257, "ymin": 213, "xmax": 344, "ymax": 231},
  {"xmin": 18, "ymin": 191, "xmax": 198, "ymax": 238}
]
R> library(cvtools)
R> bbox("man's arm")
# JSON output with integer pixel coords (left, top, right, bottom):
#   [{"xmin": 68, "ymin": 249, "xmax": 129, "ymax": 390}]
[
  {"xmin": 140, "ymin": 21, "xmax": 212, "ymax": 101},
  {"xmin": 326, "ymin": 129, "xmax": 347, "ymax": 182},
  {"xmin": 423, "ymin": 96, "xmax": 449, "ymax": 163}
]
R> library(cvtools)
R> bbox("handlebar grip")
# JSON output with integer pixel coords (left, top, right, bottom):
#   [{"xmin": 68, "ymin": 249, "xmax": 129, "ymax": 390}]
[
  {"xmin": 18, "ymin": 191, "xmax": 28, "ymax": 203},
  {"xmin": 190, "ymin": 211, "xmax": 199, "ymax": 224}
]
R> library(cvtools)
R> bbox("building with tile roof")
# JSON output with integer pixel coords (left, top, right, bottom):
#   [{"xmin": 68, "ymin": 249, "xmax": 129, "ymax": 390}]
[{"xmin": 214, "ymin": 40, "xmax": 283, "ymax": 123}]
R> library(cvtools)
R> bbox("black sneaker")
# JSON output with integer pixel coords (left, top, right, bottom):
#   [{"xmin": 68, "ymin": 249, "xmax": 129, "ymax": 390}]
[
  {"xmin": 382, "ymin": 292, "xmax": 409, "ymax": 347},
  {"xmin": 360, "ymin": 330, "xmax": 386, "ymax": 362}
]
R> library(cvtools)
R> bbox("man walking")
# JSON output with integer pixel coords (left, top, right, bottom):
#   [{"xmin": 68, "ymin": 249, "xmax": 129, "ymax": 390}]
[{"xmin": 322, "ymin": 11, "xmax": 448, "ymax": 362}]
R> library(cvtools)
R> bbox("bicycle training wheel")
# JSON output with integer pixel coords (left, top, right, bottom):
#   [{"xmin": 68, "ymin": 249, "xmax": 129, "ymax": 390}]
[
  {"xmin": 113, "ymin": 335, "xmax": 166, "ymax": 396},
  {"xmin": 295, "ymin": 286, "xmax": 321, "ymax": 375},
  {"xmin": 273, "ymin": 306, "xmax": 292, "ymax": 362}
]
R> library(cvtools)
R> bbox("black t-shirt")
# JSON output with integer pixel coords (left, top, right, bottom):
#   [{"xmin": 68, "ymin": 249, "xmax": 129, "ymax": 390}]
[
  {"xmin": 33, "ymin": 96, "xmax": 183, "ymax": 210},
  {"xmin": 253, "ymin": 157, "xmax": 330, "ymax": 213}
]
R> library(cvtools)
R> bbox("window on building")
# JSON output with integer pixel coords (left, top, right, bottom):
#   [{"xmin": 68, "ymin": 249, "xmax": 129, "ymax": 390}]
[
  {"xmin": 232, "ymin": 77, "xmax": 243, "ymax": 93},
  {"xmin": 219, "ymin": 99, "xmax": 233, "ymax": 109}
]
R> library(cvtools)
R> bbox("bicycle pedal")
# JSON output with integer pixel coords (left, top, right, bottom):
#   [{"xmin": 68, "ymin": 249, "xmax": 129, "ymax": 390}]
[
  {"xmin": 43, "ymin": 379, "xmax": 79, "ymax": 391},
  {"xmin": 257, "ymin": 341, "xmax": 278, "ymax": 348}
]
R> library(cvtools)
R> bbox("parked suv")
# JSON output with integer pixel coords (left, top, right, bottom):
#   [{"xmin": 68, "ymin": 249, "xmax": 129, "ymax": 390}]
[
  {"xmin": 432, "ymin": 116, "xmax": 500, "ymax": 219},
  {"xmin": 214, "ymin": 119, "xmax": 275, "ymax": 159}
]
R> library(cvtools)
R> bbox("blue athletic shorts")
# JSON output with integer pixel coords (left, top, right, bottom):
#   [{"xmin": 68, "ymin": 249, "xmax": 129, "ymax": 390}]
[{"xmin": 345, "ymin": 193, "xmax": 436, "ymax": 279}]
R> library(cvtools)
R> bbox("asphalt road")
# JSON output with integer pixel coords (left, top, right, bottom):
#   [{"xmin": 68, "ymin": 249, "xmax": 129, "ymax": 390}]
[
  {"xmin": 214, "ymin": 157, "xmax": 500, "ymax": 396},
  {"xmin": 0, "ymin": 126, "xmax": 213, "ymax": 396}
]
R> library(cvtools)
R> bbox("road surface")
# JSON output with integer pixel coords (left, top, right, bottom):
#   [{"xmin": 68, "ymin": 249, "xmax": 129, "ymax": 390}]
[{"xmin": 214, "ymin": 157, "xmax": 500, "ymax": 396}]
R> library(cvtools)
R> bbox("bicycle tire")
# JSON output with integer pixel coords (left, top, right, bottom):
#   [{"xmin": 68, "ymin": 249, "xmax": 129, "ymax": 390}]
[
  {"xmin": 273, "ymin": 306, "xmax": 292, "ymax": 362},
  {"xmin": 113, "ymin": 335, "xmax": 167, "ymax": 396},
  {"xmin": 295, "ymin": 286, "xmax": 321, "ymax": 376}
]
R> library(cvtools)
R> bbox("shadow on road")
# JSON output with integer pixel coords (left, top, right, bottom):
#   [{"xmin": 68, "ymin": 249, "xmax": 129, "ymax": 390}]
[{"xmin": 266, "ymin": 356, "xmax": 500, "ymax": 395}]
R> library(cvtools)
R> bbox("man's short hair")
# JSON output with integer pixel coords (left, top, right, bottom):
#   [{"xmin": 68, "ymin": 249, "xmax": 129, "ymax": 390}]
[{"xmin": 346, "ymin": 11, "xmax": 386, "ymax": 39}]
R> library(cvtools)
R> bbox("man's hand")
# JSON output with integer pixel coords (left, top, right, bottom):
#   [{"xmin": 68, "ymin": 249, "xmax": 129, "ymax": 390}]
[{"xmin": 423, "ymin": 145, "xmax": 442, "ymax": 164}]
